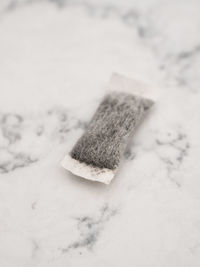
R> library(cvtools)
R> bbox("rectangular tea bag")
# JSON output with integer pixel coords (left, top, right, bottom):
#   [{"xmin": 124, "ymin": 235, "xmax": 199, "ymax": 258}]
[{"xmin": 61, "ymin": 73, "xmax": 155, "ymax": 184}]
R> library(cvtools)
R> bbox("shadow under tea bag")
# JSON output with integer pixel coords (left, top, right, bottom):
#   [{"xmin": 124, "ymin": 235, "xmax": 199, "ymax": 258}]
[{"xmin": 61, "ymin": 73, "xmax": 155, "ymax": 184}]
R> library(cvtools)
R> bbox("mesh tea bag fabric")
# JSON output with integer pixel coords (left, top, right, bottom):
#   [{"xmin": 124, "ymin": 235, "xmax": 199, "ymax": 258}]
[{"xmin": 61, "ymin": 73, "xmax": 155, "ymax": 184}]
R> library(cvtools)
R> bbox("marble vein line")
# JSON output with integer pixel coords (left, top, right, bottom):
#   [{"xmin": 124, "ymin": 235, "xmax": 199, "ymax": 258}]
[
  {"xmin": 60, "ymin": 204, "xmax": 118, "ymax": 253},
  {"xmin": 155, "ymin": 129, "xmax": 190, "ymax": 187},
  {"xmin": 0, "ymin": 108, "xmax": 88, "ymax": 174}
]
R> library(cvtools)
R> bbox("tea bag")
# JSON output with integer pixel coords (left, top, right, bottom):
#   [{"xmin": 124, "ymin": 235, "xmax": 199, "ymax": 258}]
[{"xmin": 61, "ymin": 73, "xmax": 155, "ymax": 184}]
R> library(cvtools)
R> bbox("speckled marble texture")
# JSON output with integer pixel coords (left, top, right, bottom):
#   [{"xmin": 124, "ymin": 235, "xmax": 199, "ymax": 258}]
[{"xmin": 0, "ymin": 0, "xmax": 200, "ymax": 266}]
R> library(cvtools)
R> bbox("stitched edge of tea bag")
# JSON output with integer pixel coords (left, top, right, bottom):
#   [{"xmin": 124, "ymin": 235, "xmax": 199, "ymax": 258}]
[
  {"xmin": 61, "ymin": 154, "xmax": 115, "ymax": 184},
  {"xmin": 108, "ymin": 72, "xmax": 157, "ymax": 102}
]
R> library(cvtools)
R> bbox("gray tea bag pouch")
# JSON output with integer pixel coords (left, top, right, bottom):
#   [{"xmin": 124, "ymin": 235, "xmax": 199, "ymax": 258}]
[{"xmin": 61, "ymin": 73, "xmax": 155, "ymax": 184}]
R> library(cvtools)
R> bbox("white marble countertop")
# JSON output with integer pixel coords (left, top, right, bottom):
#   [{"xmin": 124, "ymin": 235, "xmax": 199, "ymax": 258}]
[{"xmin": 0, "ymin": 0, "xmax": 200, "ymax": 266}]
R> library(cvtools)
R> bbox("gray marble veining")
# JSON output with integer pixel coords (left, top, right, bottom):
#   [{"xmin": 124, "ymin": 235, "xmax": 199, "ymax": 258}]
[{"xmin": 0, "ymin": 0, "xmax": 200, "ymax": 266}]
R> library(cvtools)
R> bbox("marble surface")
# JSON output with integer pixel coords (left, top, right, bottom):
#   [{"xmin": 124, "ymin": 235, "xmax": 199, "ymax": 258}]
[{"xmin": 0, "ymin": 0, "xmax": 200, "ymax": 266}]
